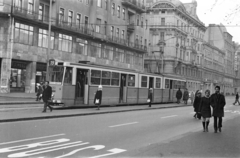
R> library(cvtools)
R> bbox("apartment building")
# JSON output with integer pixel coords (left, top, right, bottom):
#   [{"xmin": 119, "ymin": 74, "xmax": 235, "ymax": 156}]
[{"xmin": 0, "ymin": 0, "xmax": 148, "ymax": 93}]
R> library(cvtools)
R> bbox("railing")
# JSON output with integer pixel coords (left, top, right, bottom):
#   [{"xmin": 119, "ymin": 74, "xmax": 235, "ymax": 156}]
[
  {"xmin": 122, "ymin": 0, "xmax": 146, "ymax": 11},
  {"xmin": 127, "ymin": 22, "xmax": 135, "ymax": 31}
]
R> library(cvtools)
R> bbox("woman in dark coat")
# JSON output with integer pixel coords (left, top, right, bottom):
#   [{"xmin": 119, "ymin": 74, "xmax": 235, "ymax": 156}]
[
  {"xmin": 176, "ymin": 88, "xmax": 182, "ymax": 104},
  {"xmin": 183, "ymin": 89, "xmax": 189, "ymax": 104},
  {"xmin": 193, "ymin": 90, "xmax": 201, "ymax": 119},
  {"xmin": 94, "ymin": 85, "xmax": 102, "ymax": 110},
  {"xmin": 148, "ymin": 88, "xmax": 153, "ymax": 107},
  {"xmin": 198, "ymin": 89, "xmax": 211, "ymax": 132}
]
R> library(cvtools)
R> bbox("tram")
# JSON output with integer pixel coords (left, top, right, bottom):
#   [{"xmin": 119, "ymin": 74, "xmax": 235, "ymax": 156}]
[{"xmin": 48, "ymin": 59, "xmax": 193, "ymax": 107}]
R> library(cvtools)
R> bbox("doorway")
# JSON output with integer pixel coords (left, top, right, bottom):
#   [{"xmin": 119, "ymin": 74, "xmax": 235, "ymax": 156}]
[
  {"xmin": 149, "ymin": 77, "xmax": 154, "ymax": 88},
  {"xmin": 120, "ymin": 74, "xmax": 127, "ymax": 103},
  {"xmin": 75, "ymin": 69, "xmax": 88, "ymax": 104}
]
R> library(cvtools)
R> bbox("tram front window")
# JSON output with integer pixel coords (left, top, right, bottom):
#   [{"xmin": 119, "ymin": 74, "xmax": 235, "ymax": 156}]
[{"xmin": 48, "ymin": 66, "xmax": 64, "ymax": 84}]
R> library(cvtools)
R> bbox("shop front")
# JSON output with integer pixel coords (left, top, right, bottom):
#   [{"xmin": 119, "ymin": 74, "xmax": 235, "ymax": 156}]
[{"xmin": 35, "ymin": 63, "xmax": 46, "ymax": 92}]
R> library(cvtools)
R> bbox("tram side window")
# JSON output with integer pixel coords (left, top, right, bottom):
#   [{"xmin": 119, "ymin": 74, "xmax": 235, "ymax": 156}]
[
  {"xmin": 182, "ymin": 81, "xmax": 186, "ymax": 89},
  {"xmin": 141, "ymin": 76, "xmax": 147, "ymax": 88},
  {"xmin": 156, "ymin": 78, "xmax": 161, "ymax": 88},
  {"xmin": 102, "ymin": 71, "xmax": 111, "ymax": 85},
  {"xmin": 91, "ymin": 70, "xmax": 101, "ymax": 85},
  {"xmin": 111, "ymin": 72, "xmax": 119, "ymax": 86},
  {"xmin": 49, "ymin": 66, "xmax": 64, "ymax": 83},
  {"xmin": 64, "ymin": 67, "xmax": 72, "ymax": 84},
  {"xmin": 128, "ymin": 74, "xmax": 135, "ymax": 87},
  {"xmin": 165, "ymin": 79, "xmax": 170, "ymax": 88}
]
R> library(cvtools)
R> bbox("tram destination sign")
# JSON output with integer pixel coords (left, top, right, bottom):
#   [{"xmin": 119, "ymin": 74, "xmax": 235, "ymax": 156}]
[{"xmin": 49, "ymin": 65, "xmax": 64, "ymax": 72}]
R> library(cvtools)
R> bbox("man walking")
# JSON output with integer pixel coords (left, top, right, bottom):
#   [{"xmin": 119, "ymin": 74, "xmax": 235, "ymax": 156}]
[
  {"xmin": 233, "ymin": 92, "xmax": 240, "ymax": 105},
  {"xmin": 210, "ymin": 86, "xmax": 226, "ymax": 133},
  {"xmin": 183, "ymin": 88, "xmax": 189, "ymax": 104},
  {"xmin": 42, "ymin": 81, "xmax": 53, "ymax": 112},
  {"xmin": 176, "ymin": 88, "xmax": 182, "ymax": 104}
]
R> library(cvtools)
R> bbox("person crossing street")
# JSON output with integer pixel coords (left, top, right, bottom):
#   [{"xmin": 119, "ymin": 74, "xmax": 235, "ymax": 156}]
[{"xmin": 42, "ymin": 81, "xmax": 53, "ymax": 113}]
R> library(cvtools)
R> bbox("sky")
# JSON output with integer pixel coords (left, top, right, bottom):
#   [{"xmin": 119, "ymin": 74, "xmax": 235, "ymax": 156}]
[{"xmin": 180, "ymin": 0, "xmax": 240, "ymax": 43}]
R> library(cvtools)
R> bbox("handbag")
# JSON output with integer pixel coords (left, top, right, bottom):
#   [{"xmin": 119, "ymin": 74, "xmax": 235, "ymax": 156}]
[
  {"xmin": 95, "ymin": 99, "xmax": 99, "ymax": 104},
  {"xmin": 147, "ymin": 99, "xmax": 150, "ymax": 103},
  {"xmin": 197, "ymin": 112, "xmax": 202, "ymax": 119}
]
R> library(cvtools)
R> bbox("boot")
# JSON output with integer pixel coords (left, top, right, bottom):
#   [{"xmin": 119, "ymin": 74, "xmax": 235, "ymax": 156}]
[
  {"xmin": 206, "ymin": 121, "xmax": 209, "ymax": 132},
  {"xmin": 202, "ymin": 122, "xmax": 205, "ymax": 132}
]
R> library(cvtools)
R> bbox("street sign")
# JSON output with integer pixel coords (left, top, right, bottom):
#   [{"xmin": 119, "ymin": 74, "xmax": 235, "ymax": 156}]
[{"xmin": 49, "ymin": 59, "xmax": 55, "ymax": 66}]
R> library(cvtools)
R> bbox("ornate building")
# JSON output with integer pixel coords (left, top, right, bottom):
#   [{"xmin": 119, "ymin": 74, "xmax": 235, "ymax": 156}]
[
  {"xmin": 0, "ymin": 0, "xmax": 148, "ymax": 93},
  {"xmin": 144, "ymin": 0, "xmax": 206, "ymax": 92}
]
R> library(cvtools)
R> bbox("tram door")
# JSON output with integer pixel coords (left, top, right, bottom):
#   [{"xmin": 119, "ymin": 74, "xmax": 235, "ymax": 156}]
[
  {"xmin": 75, "ymin": 69, "xmax": 88, "ymax": 105},
  {"xmin": 149, "ymin": 77, "xmax": 154, "ymax": 88},
  {"xmin": 120, "ymin": 74, "xmax": 127, "ymax": 103},
  {"xmin": 169, "ymin": 80, "xmax": 173, "ymax": 101}
]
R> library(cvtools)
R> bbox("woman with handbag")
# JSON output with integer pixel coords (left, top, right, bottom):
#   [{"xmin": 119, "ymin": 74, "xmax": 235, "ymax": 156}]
[
  {"xmin": 198, "ymin": 89, "xmax": 211, "ymax": 132},
  {"xmin": 147, "ymin": 88, "xmax": 153, "ymax": 107},
  {"xmin": 94, "ymin": 85, "xmax": 102, "ymax": 110},
  {"xmin": 193, "ymin": 90, "xmax": 202, "ymax": 119}
]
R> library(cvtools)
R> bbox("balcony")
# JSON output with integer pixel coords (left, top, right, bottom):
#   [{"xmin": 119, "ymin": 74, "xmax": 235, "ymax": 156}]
[
  {"xmin": 122, "ymin": 0, "xmax": 146, "ymax": 13},
  {"xmin": 127, "ymin": 22, "xmax": 135, "ymax": 32}
]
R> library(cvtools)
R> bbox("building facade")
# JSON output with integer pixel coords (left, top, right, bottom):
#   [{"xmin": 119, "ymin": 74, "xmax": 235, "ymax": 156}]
[
  {"xmin": 0, "ymin": 0, "xmax": 148, "ymax": 93},
  {"xmin": 144, "ymin": 0, "xmax": 206, "ymax": 92}
]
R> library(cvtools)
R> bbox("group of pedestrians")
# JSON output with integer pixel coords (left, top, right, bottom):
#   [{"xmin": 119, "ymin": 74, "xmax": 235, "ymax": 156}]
[
  {"xmin": 193, "ymin": 86, "xmax": 226, "ymax": 133},
  {"xmin": 176, "ymin": 88, "xmax": 192, "ymax": 104}
]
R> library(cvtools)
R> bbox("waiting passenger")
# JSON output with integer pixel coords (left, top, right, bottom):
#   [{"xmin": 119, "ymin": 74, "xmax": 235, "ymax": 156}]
[
  {"xmin": 94, "ymin": 85, "xmax": 102, "ymax": 110},
  {"xmin": 148, "ymin": 88, "xmax": 153, "ymax": 107},
  {"xmin": 176, "ymin": 88, "xmax": 182, "ymax": 104}
]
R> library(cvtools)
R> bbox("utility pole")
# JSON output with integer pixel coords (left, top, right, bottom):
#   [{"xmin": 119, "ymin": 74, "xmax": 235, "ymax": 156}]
[{"xmin": 46, "ymin": 0, "xmax": 52, "ymax": 81}]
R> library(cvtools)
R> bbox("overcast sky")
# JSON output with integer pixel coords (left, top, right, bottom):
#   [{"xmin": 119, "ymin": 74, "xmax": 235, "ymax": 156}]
[{"xmin": 180, "ymin": 0, "xmax": 240, "ymax": 43}]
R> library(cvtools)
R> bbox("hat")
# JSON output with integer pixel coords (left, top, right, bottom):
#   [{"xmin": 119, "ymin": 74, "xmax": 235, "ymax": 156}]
[
  {"xmin": 36, "ymin": 83, "xmax": 40, "ymax": 86},
  {"xmin": 98, "ymin": 85, "xmax": 102, "ymax": 89}
]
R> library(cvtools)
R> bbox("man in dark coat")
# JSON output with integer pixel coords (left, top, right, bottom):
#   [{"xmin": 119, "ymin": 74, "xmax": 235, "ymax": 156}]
[
  {"xmin": 148, "ymin": 88, "xmax": 153, "ymax": 107},
  {"xmin": 42, "ymin": 81, "xmax": 53, "ymax": 112},
  {"xmin": 210, "ymin": 86, "xmax": 226, "ymax": 133},
  {"xmin": 176, "ymin": 88, "xmax": 182, "ymax": 104},
  {"xmin": 183, "ymin": 89, "xmax": 189, "ymax": 104},
  {"xmin": 233, "ymin": 92, "xmax": 240, "ymax": 105},
  {"xmin": 94, "ymin": 85, "xmax": 102, "ymax": 110}
]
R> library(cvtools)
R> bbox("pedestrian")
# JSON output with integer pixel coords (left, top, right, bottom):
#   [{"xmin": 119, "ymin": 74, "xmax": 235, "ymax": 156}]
[
  {"xmin": 42, "ymin": 81, "xmax": 53, "ymax": 113},
  {"xmin": 233, "ymin": 92, "xmax": 240, "ymax": 105},
  {"xmin": 193, "ymin": 90, "xmax": 201, "ymax": 119},
  {"xmin": 147, "ymin": 88, "xmax": 153, "ymax": 107},
  {"xmin": 94, "ymin": 85, "xmax": 102, "ymax": 110},
  {"xmin": 210, "ymin": 86, "xmax": 226, "ymax": 133},
  {"xmin": 183, "ymin": 88, "xmax": 189, "ymax": 104},
  {"xmin": 198, "ymin": 90, "xmax": 211, "ymax": 132},
  {"xmin": 190, "ymin": 91, "xmax": 195, "ymax": 104},
  {"xmin": 176, "ymin": 88, "xmax": 182, "ymax": 104},
  {"xmin": 36, "ymin": 83, "xmax": 43, "ymax": 101}
]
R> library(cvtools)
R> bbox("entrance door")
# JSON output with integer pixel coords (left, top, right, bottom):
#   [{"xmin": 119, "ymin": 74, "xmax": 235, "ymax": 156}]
[
  {"xmin": 75, "ymin": 69, "xmax": 88, "ymax": 105},
  {"xmin": 120, "ymin": 74, "xmax": 127, "ymax": 103}
]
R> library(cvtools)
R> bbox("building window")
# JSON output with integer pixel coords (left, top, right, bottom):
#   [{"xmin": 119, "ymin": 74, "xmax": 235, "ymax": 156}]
[
  {"xmin": 122, "ymin": 8, "xmax": 125, "ymax": 20},
  {"xmin": 76, "ymin": 38, "xmax": 88, "ymax": 55},
  {"xmin": 117, "ymin": 6, "xmax": 120, "ymax": 18},
  {"xmin": 116, "ymin": 28, "xmax": 119, "ymax": 38},
  {"xmin": 145, "ymin": 20, "xmax": 148, "ymax": 29},
  {"xmin": 141, "ymin": 76, "xmax": 147, "ymax": 87},
  {"xmin": 160, "ymin": 32, "xmax": 164, "ymax": 41},
  {"xmin": 58, "ymin": 34, "xmax": 72, "ymax": 52},
  {"xmin": 59, "ymin": 8, "xmax": 64, "ymax": 24},
  {"xmin": 121, "ymin": 30, "xmax": 125, "ymax": 39},
  {"xmin": 68, "ymin": 11, "xmax": 73, "ymax": 25},
  {"xmin": 105, "ymin": 0, "xmax": 108, "ymax": 10},
  {"xmin": 96, "ymin": 18, "xmax": 101, "ymax": 33},
  {"xmin": 28, "ymin": 0, "xmax": 34, "ymax": 14},
  {"xmin": 97, "ymin": 0, "xmax": 102, "ymax": 7},
  {"xmin": 84, "ymin": 16, "xmax": 89, "ymax": 29},
  {"xmin": 177, "ymin": 20, "xmax": 179, "ymax": 27},
  {"xmin": 111, "ymin": 26, "xmax": 114, "ymax": 38},
  {"xmin": 104, "ymin": 21, "xmax": 107, "ymax": 35},
  {"xmin": 140, "ymin": 36, "xmax": 143, "ymax": 45},
  {"xmin": 161, "ymin": 18, "xmax": 165, "ymax": 25},
  {"xmin": 38, "ymin": 4, "xmax": 43, "ymax": 20},
  {"xmin": 141, "ymin": 17, "xmax": 143, "ymax": 28},
  {"xmin": 15, "ymin": 0, "xmax": 23, "ymax": 10},
  {"xmin": 90, "ymin": 42, "xmax": 101, "ymax": 58},
  {"xmin": 76, "ymin": 13, "xmax": 81, "ymax": 28},
  {"xmin": 135, "ymin": 35, "xmax": 138, "ymax": 45},
  {"xmin": 86, "ymin": 0, "xmax": 89, "ymax": 5},
  {"xmin": 14, "ymin": 22, "xmax": 33, "ymax": 45},
  {"xmin": 38, "ymin": 29, "xmax": 54, "ymax": 49},
  {"xmin": 112, "ymin": 3, "xmax": 115, "ymax": 15},
  {"xmin": 137, "ymin": 15, "xmax": 139, "ymax": 26}
]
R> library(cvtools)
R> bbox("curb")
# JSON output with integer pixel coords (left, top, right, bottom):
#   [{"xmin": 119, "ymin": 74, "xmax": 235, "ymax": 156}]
[
  {"xmin": 0, "ymin": 104, "xmax": 191, "ymax": 123},
  {"xmin": 0, "ymin": 102, "xmax": 42, "ymax": 105}
]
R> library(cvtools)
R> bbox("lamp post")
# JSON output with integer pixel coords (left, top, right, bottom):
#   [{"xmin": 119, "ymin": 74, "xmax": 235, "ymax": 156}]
[
  {"xmin": 46, "ymin": 0, "xmax": 53, "ymax": 81},
  {"xmin": 157, "ymin": 40, "xmax": 166, "ymax": 74}
]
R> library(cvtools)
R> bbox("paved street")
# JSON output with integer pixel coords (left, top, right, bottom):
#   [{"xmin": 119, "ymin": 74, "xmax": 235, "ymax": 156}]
[{"xmin": 0, "ymin": 98, "xmax": 240, "ymax": 158}]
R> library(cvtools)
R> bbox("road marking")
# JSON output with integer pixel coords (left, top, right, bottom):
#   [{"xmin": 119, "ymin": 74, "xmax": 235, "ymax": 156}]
[
  {"xmin": 109, "ymin": 122, "xmax": 138, "ymax": 128},
  {"xmin": 0, "ymin": 134, "xmax": 65, "ymax": 146},
  {"xmin": 161, "ymin": 115, "xmax": 178, "ymax": 119}
]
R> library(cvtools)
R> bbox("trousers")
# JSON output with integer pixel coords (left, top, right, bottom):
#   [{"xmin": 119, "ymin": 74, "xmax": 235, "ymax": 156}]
[
  {"xmin": 214, "ymin": 116, "xmax": 222, "ymax": 130},
  {"xmin": 43, "ymin": 101, "xmax": 52, "ymax": 111}
]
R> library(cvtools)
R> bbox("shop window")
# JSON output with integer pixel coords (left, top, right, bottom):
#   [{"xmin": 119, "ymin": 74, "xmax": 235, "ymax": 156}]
[
  {"xmin": 101, "ymin": 71, "xmax": 111, "ymax": 85},
  {"xmin": 111, "ymin": 72, "xmax": 119, "ymax": 86},
  {"xmin": 165, "ymin": 79, "xmax": 170, "ymax": 89},
  {"xmin": 128, "ymin": 74, "xmax": 135, "ymax": 87},
  {"xmin": 64, "ymin": 67, "xmax": 72, "ymax": 84},
  {"xmin": 48, "ymin": 66, "xmax": 64, "ymax": 83},
  {"xmin": 141, "ymin": 76, "xmax": 147, "ymax": 88},
  {"xmin": 38, "ymin": 29, "xmax": 54, "ymax": 49},
  {"xmin": 10, "ymin": 68, "xmax": 26, "ymax": 92},
  {"xmin": 58, "ymin": 33, "xmax": 72, "ymax": 52},
  {"xmin": 91, "ymin": 70, "xmax": 101, "ymax": 85},
  {"xmin": 156, "ymin": 78, "xmax": 161, "ymax": 88},
  {"xmin": 14, "ymin": 22, "xmax": 33, "ymax": 45}
]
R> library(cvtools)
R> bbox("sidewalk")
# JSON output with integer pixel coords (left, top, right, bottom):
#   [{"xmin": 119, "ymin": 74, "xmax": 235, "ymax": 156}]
[
  {"xmin": 0, "ymin": 93, "xmax": 40, "ymax": 105},
  {"xmin": 0, "ymin": 97, "xmax": 235, "ymax": 123}
]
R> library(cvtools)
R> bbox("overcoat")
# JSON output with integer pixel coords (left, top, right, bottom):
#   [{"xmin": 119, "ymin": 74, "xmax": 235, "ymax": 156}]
[
  {"xmin": 183, "ymin": 91, "xmax": 189, "ymax": 101},
  {"xmin": 42, "ymin": 86, "xmax": 52, "ymax": 102},
  {"xmin": 94, "ymin": 90, "xmax": 102, "ymax": 105},
  {"xmin": 176, "ymin": 90, "xmax": 182, "ymax": 99},
  {"xmin": 198, "ymin": 96, "xmax": 211, "ymax": 118},
  {"xmin": 236, "ymin": 93, "xmax": 239, "ymax": 100},
  {"xmin": 148, "ymin": 92, "xmax": 153, "ymax": 102},
  {"xmin": 210, "ymin": 93, "xmax": 226, "ymax": 117},
  {"xmin": 193, "ymin": 96, "xmax": 201, "ymax": 112}
]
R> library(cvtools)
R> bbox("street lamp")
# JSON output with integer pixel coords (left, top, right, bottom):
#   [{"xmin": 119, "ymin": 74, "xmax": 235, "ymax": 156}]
[
  {"xmin": 46, "ymin": 0, "xmax": 53, "ymax": 81},
  {"xmin": 157, "ymin": 40, "xmax": 166, "ymax": 74}
]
